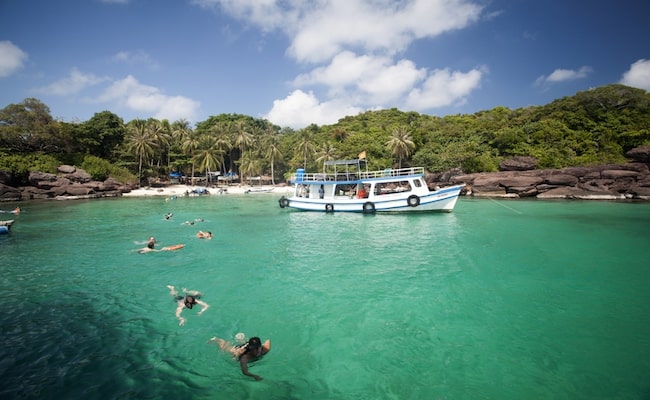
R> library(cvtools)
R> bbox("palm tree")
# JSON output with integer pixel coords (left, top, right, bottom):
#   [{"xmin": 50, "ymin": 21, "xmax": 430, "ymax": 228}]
[
  {"xmin": 386, "ymin": 127, "xmax": 415, "ymax": 169},
  {"xmin": 237, "ymin": 151, "xmax": 261, "ymax": 185},
  {"xmin": 181, "ymin": 130, "xmax": 201, "ymax": 183},
  {"xmin": 192, "ymin": 135, "xmax": 223, "ymax": 185},
  {"xmin": 147, "ymin": 119, "xmax": 171, "ymax": 168},
  {"xmin": 233, "ymin": 121, "xmax": 254, "ymax": 172},
  {"xmin": 316, "ymin": 141, "xmax": 338, "ymax": 170},
  {"xmin": 262, "ymin": 125, "xmax": 282, "ymax": 185},
  {"xmin": 125, "ymin": 119, "xmax": 158, "ymax": 186},
  {"xmin": 297, "ymin": 130, "xmax": 315, "ymax": 168},
  {"xmin": 211, "ymin": 122, "xmax": 232, "ymax": 176}
]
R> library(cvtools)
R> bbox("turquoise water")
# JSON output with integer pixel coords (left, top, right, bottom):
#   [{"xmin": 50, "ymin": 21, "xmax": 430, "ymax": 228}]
[{"xmin": 1, "ymin": 196, "xmax": 649, "ymax": 400}]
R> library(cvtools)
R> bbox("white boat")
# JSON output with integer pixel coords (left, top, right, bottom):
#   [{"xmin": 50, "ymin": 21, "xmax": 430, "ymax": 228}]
[
  {"xmin": 245, "ymin": 187, "xmax": 275, "ymax": 194},
  {"xmin": 0, "ymin": 219, "xmax": 14, "ymax": 234},
  {"xmin": 278, "ymin": 159, "xmax": 464, "ymax": 213}
]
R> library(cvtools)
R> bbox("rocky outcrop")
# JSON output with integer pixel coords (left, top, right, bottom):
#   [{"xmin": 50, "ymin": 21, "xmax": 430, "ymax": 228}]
[
  {"xmin": 0, "ymin": 165, "xmax": 133, "ymax": 202},
  {"xmin": 427, "ymin": 145, "xmax": 650, "ymax": 201}
]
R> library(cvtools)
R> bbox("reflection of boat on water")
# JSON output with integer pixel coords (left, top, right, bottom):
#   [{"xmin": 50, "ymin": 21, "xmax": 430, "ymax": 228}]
[
  {"xmin": 0, "ymin": 219, "xmax": 15, "ymax": 234},
  {"xmin": 245, "ymin": 187, "xmax": 275, "ymax": 194},
  {"xmin": 278, "ymin": 158, "xmax": 464, "ymax": 213}
]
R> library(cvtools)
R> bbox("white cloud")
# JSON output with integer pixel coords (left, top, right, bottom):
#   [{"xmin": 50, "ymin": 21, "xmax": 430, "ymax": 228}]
[
  {"xmin": 265, "ymin": 89, "xmax": 361, "ymax": 129},
  {"xmin": 112, "ymin": 50, "xmax": 160, "ymax": 70},
  {"xmin": 294, "ymin": 51, "xmax": 426, "ymax": 103},
  {"xmin": 0, "ymin": 40, "xmax": 28, "ymax": 78},
  {"xmin": 620, "ymin": 59, "xmax": 650, "ymax": 91},
  {"xmin": 194, "ymin": 0, "xmax": 482, "ymax": 63},
  {"xmin": 289, "ymin": 0, "xmax": 482, "ymax": 63},
  {"xmin": 198, "ymin": 0, "xmax": 486, "ymax": 127},
  {"xmin": 535, "ymin": 66, "xmax": 593, "ymax": 86},
  {"xmin": 97, "ymin": 75, "xmax": 200, "ymax": 121},
  {"xmin": 33, "ymin": 68, "xmax": 108, "ymax": 96},
  {"xmin": 406, "ymin": 67, "xmax": 484, "ymax": 109}
]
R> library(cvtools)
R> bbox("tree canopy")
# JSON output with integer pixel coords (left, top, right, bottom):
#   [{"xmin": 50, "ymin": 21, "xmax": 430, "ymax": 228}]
[{"xmin": 1, "ymin": 84, "xmax": 649, "ymax": 186}]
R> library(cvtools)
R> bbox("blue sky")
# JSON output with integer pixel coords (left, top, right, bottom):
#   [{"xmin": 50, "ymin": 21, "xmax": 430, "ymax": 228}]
[{"xmin": 1, "ymin": 0, "xmax": 649, "ymax": 129}]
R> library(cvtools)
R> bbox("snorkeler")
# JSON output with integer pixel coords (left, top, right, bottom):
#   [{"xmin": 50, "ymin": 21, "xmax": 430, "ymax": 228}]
[
  {"xmin": 167, "ymin": 285, "xmax": 209, "ymax": 326},
  {"xmin": 210, "ymin": 335, "xmax": 271, "ymax": 380}
]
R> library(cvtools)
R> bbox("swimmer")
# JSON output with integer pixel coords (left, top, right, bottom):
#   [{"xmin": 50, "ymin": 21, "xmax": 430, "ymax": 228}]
[
  {"xmin": 137, "ymin": 237, "xmax": 184, "ymax": 253},
  {"xmin": 137, "ymin": 236, "xmax": 157, "ymax": 253},
  {"xmin": 210, "ymin": 336, "xmax": 271, "ymax": 380},
  {"xmin": 165, "ymin": 213, "xmax": 173, "ymax": 220},
  {"xmin": 167, "ymin": 285, "xmax": 209, "ymax": 326},
  {"xmin": 196, "ymin": 231, "xmax": 213, "ymax": 239}
]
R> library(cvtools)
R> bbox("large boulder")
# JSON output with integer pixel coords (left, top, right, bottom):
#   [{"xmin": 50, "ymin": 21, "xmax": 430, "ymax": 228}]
[
  {"xmin": 625, "ymin": 145, "xmax": 650, "ymax": 163},
  {"xmin": 499, "ymin": 156, "xmax": 538, "ymax": 171},
  {"xmin": 544, "ymin": 174, "xmax": 579, "ymax": 186},
  {"xmin": 0, "ymin": 183, "xmax": 21, "ymax": 201},
  {"xmin": 66, "ymin": 169, "xmax": 92, "ymax": 183},
  {"xmin": 57, "ymin": 165, "xmax": 77, "ymax": 174}
]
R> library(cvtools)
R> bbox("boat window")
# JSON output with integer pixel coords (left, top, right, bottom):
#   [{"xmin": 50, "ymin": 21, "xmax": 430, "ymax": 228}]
[
  {"xmin": 335, "ymin": 184, "xmax": 356, "ymax": 197},
  {"xmin": 414, "ymin": 179, "xmax": 422, "ymax": 188},
  {"xmin": 375, "ymin": 181, "xmax": 411, "ymax": 195}
]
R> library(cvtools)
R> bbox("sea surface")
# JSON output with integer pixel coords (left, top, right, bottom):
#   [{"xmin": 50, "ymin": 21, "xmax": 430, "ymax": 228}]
[{"xmin": 1, "ymin": 195, "xmax": 649, "ymax": 400}]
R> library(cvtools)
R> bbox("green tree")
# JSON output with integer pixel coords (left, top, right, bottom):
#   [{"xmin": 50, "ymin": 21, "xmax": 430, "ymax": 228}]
[
  {"xmin": 315, "ymin": 142, "xmax": 338, "ymax": 170},
  {"xmin": 262, "ymin": 126, "xmax": 283, "ymax": 185},
  {"xmin": 233, "ymin": 121, "xmax": 254, "ymax": 177},
  {"xmin": 125, "ymin": 119, "xmax": 157, "ymax": 186},
  {"xmin": 80, "ymin": 111, "xmax": 126, "ymax": 159},
  {"xmin": 386, "ymin": 127, "xmax": 415, "ymax": 169},
  {"xmin": 192, "ymin": 135, "xmax": 223, "ymax": 185}
]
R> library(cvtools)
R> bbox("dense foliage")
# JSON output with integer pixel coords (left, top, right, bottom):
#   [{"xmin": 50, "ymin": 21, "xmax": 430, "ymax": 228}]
[{"xmin": 1, "ymin": 84, "xmax": 648, "ymax": 186}]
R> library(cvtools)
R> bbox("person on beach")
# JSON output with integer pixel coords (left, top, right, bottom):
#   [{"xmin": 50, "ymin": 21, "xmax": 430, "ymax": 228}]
[
  {"xmin": 167, "ymin": 285, "xmax": 209, "ymax": 326},
  {"xmin": 210, "ymin": 336, "xmax": 271, "ymax": 381},
  {"xmin": 196, "ymin": 231, "xmax": 213, "ymax": 239}
]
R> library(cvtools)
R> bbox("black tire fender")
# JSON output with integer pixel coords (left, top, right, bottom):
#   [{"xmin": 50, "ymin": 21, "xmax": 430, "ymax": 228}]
[
  {"xmin": 407, "ymin": 195, "xmax": 420, "ymax": 207},
  {"xmin": 325, "ymin": 203, "xmax": 334, "ymax": 213},
  {"xmin": 279, "ymin": 197, "xmax": 289, "ymax": 208},
  {"xmin": 362, "ymin": 201, "xmax": 376, "ymax": 214}
]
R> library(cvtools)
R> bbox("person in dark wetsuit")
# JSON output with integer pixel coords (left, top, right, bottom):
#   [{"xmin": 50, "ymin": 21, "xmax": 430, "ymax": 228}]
[
  {"xmin": 210, "ymin": 336, "xmax": 271, "ymax": 380},
  {"xmin": 167, "ymin": 285, "xmax": 209, "ymax": 326}
]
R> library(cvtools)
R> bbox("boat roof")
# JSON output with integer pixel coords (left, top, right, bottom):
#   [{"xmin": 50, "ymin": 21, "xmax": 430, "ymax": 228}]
[{"xmin": 323, "ymin": 159, "xmax": 367, "ymax": 166}]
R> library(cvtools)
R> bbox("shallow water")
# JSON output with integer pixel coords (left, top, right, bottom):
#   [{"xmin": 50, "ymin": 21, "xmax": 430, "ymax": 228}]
[{"xmin": 1, "ymin": 196, "xmax": 649, "ymax": 399}]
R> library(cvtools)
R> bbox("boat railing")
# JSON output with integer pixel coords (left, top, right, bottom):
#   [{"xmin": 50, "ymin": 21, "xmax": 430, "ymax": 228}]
[{"xmin": 291, "ymin": 167, "xmax": 424, "ymax": 182}]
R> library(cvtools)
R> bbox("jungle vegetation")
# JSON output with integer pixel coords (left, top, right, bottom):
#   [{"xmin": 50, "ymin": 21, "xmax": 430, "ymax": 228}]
[{"xmin": 1, "ymin": 84, "xmax": 648, "ymax": 187}]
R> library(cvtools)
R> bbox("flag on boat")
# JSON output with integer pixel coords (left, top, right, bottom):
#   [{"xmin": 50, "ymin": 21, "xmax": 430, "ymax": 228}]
[{"xmin": 358, "ymin": 151, "xmax": 366, "ymax": 160}]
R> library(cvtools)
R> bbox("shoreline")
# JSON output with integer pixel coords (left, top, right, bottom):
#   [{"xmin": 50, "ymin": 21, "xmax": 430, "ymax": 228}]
[{"xmin": 121, "ymin": 184, "xmax": 293, "ymax": 197}]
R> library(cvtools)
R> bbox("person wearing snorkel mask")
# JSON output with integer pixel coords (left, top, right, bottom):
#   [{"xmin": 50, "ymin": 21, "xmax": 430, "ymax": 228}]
[
  {"xmin": 210, "ymin": 336, "xmax": 271, "ymax": 380},
  {"xmin": 167, "ymin": 285, "xmax": 209, "ymax": 326}
]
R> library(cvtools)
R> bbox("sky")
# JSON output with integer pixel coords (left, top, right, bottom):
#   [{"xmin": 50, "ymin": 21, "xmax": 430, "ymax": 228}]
[{"xmin": 1, "ymin": 0, "xmax": 649, "ymax": 130}]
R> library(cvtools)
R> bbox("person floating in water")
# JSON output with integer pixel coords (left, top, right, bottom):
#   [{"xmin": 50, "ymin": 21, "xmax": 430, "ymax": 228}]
[
  {"xmin": 196, "ymin": 231, "xmax": 213, "ymax": 239},
  {"xmin": 210, "ymin": 335, "xmax": 271, "ymax": 380},
  {"xmin": 165, "ymin": 212, "xmax": 173, "ymax": 220},
  {"xmin": 137, "ymin": 237, "xmax": 184, "ymax": 253},
  {"xmin": 137, "ymin": 236, "xmax": 157, "ymax": 253},
  {"xmin": 167, "ymin": 285, "xmax": 209, "ymax": 326}
]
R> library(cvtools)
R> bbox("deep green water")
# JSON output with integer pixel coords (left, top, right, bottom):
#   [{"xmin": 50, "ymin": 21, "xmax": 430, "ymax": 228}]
[{"xmin": 1, "ymin": 195, "xmax": 649, "ymax": 400}]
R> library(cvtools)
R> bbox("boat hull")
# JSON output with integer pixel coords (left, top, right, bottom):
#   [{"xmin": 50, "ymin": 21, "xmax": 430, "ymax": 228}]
[
  {"xmin": 280, "ymin": 184, "xmax": 463, "ymax": 213},
  {"xmin": 0, "ymin": 219, "xmax": 14, "ymax": 234}
]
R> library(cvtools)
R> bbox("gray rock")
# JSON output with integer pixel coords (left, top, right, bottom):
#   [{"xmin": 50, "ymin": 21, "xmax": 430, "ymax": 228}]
[
  {"xmin": 626, "ymin": 145, "xmax": 650, "ymax": 163},
  {"xmin": 499, "ymin": 156, "xmax": 538, "ymax": 171}
]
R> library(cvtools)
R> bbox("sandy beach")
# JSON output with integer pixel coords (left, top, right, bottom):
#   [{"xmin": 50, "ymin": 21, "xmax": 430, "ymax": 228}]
[{"xmin": 121, "ymin": 184, "xmax": 293, "ymax": 197}]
